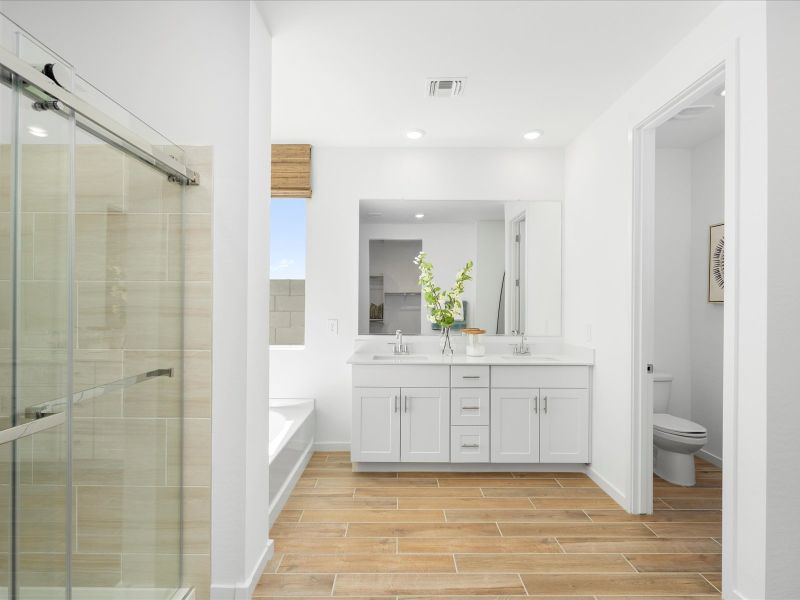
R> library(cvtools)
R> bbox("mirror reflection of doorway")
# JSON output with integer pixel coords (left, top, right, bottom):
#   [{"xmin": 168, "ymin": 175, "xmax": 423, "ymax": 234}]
[{"xmin": 511, "ymin": 214, "xmax": 526, "ymax": 334}]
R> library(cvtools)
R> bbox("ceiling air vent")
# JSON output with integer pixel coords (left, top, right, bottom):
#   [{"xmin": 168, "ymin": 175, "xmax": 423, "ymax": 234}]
[
  {"xmin": 671, "ymin": 104, "xmax": 715, "ymax": 120},
  {"xmin": 426, "ymin": 77, "xmax": 466, "ymax": 97}
]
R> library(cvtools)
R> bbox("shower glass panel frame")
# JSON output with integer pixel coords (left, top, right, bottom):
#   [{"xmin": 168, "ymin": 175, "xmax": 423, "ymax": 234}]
[{"xmin": 0, "ymin": 14, "xmax": 194, "ymax": 600}]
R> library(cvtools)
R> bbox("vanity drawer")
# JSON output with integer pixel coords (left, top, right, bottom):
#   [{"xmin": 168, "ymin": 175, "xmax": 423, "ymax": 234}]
[
  {"xmin": 451, "ymin": 388, "xmax": 490, "ymax": 425},
  {"xmin": 451, "ymin": 366, "xmax": 490, "ymax": 388},
  {"xmin": 352, "ymin": 365, "xmax": 450, "ymax": 388},
  {"xmin": 491, "ymin": 365, "xmax": 590, "ymax": 389},
  {"xmin": 450, "ymin": 425, "xmax": 490, "ymax": 463}
]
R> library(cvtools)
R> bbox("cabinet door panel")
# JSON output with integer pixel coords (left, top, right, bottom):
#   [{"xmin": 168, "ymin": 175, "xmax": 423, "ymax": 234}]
[
  {"xmin": 540, "ymin": 388, "xmax": 589, "ymax": 463},
  {"xmin": 401, "ymin": 387, "xmax": 450, "ymax": 462},
  {"xmin": 490, "ymin": 388, "xmax": 540, "ymax": 463},
  {"xmin": 352, "ymin": 387, "xmax": 400, "ymax": 462}
]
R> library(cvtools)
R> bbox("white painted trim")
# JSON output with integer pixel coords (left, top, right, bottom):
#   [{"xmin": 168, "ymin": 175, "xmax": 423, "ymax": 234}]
[
  {"xmin": 630, "ymin": 63, "xmax": 727, "ymax": 516},
  {"xmin": 697, "ymin": 448, "xmax": 723, "ymax": 468},
  {"xmin": 587, "ymin": 465, "xmax": 628, "ymax": 510},
  {"xmin": 720, "ymin": 41, "xmax": 741, "ymax": 600},
  {"xmin": 354, "ymin": 462, "xmax": 586, "ymax": 473},
  {"xmin": 314, "ymin": 441, "xmax": 351, "ymax": 452},
  {"xmin": 269, "ymin": 439, "xmax": 314, "ymax": 527},
  {"xmin": 209, "ymin": 539, "xmax": 274, "ymax": 600}
]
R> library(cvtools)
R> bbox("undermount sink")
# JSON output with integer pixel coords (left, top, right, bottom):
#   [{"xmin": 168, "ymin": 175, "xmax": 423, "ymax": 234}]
[
  {"xmin": 500, "ymin": 354, "xmax": 560, "ymax": 361},
  {"xmin": 372, "ymin": 354, "xmax": 429, "ymax": 361}
]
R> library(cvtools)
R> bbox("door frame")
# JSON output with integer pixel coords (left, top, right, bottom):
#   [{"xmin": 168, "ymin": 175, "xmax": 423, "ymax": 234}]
[{"xmin": 630, "ymin": 62, "xmax": 730, "ymax": 511}]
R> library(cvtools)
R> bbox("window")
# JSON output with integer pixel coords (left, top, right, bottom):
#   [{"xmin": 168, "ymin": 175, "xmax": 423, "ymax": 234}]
[{"xmin": 269, "ymin": 198, "xmax": 306, "ymax": 345}]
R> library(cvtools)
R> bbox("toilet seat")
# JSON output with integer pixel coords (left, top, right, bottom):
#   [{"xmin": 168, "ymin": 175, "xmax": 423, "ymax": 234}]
[{"xmin": 653, "ymin": 413, "xmax": 707, "ymax": 438}]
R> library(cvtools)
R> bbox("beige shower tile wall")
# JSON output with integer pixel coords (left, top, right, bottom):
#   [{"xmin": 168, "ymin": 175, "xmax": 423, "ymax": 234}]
[{"xmin": 0, "ymin": 143, "xmax": 213, "ymax": 597}]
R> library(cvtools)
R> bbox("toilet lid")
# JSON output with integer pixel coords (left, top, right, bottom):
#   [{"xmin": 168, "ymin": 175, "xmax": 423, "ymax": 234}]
[{"xmin": 653, "ymin": 413, "xmax": 707, "ymax": 436}]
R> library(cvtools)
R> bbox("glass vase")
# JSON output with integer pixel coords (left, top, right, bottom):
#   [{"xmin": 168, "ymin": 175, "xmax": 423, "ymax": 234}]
[{"xmin": 439, "ymin": 326, "xmax": 454, "ymax": 356}]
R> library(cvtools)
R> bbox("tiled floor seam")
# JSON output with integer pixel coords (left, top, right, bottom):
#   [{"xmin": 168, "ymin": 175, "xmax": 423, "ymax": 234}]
[{"xmin": 700, "ymin": 572, "xmax": 722, "ymax": 593}]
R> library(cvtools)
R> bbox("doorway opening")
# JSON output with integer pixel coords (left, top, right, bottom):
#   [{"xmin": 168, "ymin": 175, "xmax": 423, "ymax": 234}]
[{"xmin": 631, "ymin": 64, "xmax": 728, "ymax": 517}]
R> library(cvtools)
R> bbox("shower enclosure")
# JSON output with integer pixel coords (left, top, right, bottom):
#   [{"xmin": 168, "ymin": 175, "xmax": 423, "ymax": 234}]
[{"xmin": 0, "ymin": 16, "xmax": 194, "ymax": 600}]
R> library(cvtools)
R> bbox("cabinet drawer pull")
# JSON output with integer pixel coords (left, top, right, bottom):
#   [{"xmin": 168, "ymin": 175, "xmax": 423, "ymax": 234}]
[
  {"xmin": 543, "ymin": 396, "xmax": 548, "ymax": 414},
  {"xmin": 461, "ymin": 406, "xmax": 480, "ymax": 410},
  {"xmin": 394, "ymin": 395, "xmax": 398, "ymax": 413},
  {"xmin": 534, "ymin": 396, "xmax": 538, "ymax": 414},
  {"xmin": 461, "ymin": 443, "xmax": 480, "ymax": 448},
  {"xmin": 461, "ymin": 375, "xmax": 481, "ymax": 379},
  {"xmin": 404, "ymin": 396, "xmax": 408, "ymax": 413}
]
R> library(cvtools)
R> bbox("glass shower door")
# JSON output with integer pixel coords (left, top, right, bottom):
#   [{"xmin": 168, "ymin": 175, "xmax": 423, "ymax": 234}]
[
  {"xmin": 1, "ymin": 38, "xmax": 73, "ymax": 599},
  {"xmin": 0, "ymin": 20, "xmax": 187, "ymax": 599}
]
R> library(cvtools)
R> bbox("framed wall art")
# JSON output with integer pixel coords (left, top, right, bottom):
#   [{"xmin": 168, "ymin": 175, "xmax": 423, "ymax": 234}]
[{"xmin": 708, "ymin": 223, "xmax": 724, "ymax": 303}]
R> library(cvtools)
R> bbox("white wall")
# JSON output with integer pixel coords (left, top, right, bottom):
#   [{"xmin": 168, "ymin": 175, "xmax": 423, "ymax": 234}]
[
  {"xmin": 271, "ymin": 147, "xmax": 563, "ymax": 447},
  {"xmin": 765, "ymin": 2, "xmax": 800, "ymax": 596},
  {"xmin": 654, "ymin": 149, "xmax": 693, "ymax": 420},
  {"xmin": 563, "ymin": 2, "xmax": 771, "ymax": 597},
  {"xmin": 690, "ymin": 135, "xmax": 724, "ymax": 462},
  {"xmin": 0, "ymin": 2, "xmax": 273, "ymax": 597}
]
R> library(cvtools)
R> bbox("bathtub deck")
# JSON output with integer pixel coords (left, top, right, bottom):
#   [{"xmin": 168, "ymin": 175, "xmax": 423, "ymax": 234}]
[{"xmin": 257, "ymin": 453, "xmax": 722, "ymax": 598}]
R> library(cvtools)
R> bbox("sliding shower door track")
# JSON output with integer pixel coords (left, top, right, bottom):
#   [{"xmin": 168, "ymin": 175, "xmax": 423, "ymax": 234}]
[{"xmin": 0, "ymin": 44, "xmax": 198, "ymax": 185}]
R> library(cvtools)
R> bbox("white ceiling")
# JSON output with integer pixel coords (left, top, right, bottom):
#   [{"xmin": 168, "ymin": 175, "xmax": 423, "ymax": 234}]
[
  {"xmin": 656, "ymin": 89, "xmax": 725, "ymax": 148},
  {"xmin": 360, "ymin": 199, "xmax": 505, "ymax": 225},
  {"xmin": 260, "ymin": 0, "xmax": 720, "ymax": 148}
]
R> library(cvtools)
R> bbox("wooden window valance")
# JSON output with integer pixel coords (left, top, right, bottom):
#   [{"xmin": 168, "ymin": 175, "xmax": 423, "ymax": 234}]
[{"xmin": 272, "ymin": 144, "xmax": 312, "ymax": 198}]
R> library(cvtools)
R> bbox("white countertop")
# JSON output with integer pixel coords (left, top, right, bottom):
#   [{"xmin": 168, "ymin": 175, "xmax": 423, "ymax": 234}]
[{"xmin": 347, "ymin": 352, "xmax": 593, "ymax": 366}]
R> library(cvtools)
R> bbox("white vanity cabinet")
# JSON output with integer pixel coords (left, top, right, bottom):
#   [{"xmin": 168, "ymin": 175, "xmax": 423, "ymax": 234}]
[
  {"xmin": 491, "ymin": 366, "xmax": 591, "ymax": 463},
  {"xmin": 401, "ymin": 387, "xmax": 450, "ymax": 462},
  {"xmin": 352, "ymin": 387, "xmax": 401, "ymax": 462},
  {"xmin": 352, "ymin": 365, "xmax": 450, "ymax": 463},
  {"xmin": 350, "ymin": 360, "xmax": 591, "ymax": 467},
  {"xmin": 490, "ymin": 388, "xmax": 540, "ymax": 462},
  {"xmin": 539, "ymin": 388, "xmax": 589, "ymax": 462}
]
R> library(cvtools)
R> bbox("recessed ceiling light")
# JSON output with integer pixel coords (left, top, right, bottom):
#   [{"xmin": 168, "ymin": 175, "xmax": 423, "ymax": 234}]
[
  {"xmin": 406, "ymin": 129, "xmax": 425, "ymax": 140},
  {"xmin": 523, "ymin": 130, "xmax": 543, "ymax": 140},
  {"xmin": 414, "ymin": 213, "xmax": 425, "ymax": 219},
  {"xmin": 28, "ymin": 125, "xmax": 48, "ymax": 138},
  {"xmin": 719, "ymin": 88, "xmax": 726, "ymax": 97}
]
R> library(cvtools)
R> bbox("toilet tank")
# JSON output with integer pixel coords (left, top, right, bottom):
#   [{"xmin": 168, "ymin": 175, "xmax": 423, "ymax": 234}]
[{"xmin": 653, "ymin": 372, "xmax": 672, "ymax": 413}]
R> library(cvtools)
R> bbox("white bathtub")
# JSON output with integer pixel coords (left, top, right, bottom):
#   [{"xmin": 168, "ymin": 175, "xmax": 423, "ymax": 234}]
[{"xmin": 269, "ymin": 399, "xmax": 315, "ymax": 526}]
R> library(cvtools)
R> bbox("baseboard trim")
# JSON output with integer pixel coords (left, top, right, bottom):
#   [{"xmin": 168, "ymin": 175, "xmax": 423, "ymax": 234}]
[
  {"xmin": 209, "ymin": 539, "xmax": 273, "ymax": 600},
  {"xmin": 354, "ymin": 462, "xmax": 586, "ymax": 473},
  {"xmin": 586, "ymin": 466, "xmax": 628, "ymax": 511},
  {"xmin": 314, "ymin": 441, "xmax": 350, "ymax": 452},
  {"xmin": 697, "ymin": 448, "xmax": 723, "ymax": 468},
  {"xmin": 269, "ymin": 438, "xmax": 314, "ymax": 527}
]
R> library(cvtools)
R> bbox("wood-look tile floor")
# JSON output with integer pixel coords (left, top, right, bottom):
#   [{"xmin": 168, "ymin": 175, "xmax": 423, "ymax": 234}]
[{"xmin": 256, "ymin": 454, "xmax": 722, "ymax": 598}]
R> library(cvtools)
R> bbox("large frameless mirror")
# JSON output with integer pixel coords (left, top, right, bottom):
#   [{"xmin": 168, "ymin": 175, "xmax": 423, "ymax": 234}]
[{"xmin": 358, "ymin": 199, "xmax": 561, "ymax": 337}]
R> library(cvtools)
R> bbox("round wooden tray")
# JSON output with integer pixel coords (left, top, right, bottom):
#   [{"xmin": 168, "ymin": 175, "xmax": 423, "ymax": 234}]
[{"xmin": 462, "ymin": 328, "xmax": 486, "ymax": 335}]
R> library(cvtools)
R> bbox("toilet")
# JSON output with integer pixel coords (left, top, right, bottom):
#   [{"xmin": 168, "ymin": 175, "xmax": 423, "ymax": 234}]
[{"xmin": 653, "ymin": 373, "xmax": 707, "ymax": 486}]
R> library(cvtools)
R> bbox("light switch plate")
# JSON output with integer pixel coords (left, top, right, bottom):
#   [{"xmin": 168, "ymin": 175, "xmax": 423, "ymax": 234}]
[{"xmin": 327, "ymin": 319, "xmax": 339, "ymax": 335}]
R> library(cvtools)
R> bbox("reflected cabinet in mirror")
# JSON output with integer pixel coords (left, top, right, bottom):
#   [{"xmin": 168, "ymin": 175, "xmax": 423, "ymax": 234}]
[{"xmin": 358, "ymin": 199, "xmax": 561, "ymax": 336}]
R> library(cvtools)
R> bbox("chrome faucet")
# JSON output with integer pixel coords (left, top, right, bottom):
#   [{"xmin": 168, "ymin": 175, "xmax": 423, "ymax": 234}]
[
  {"xmin": 510, "ymin": 331, "xmax": 530, "ymax": 356},
  {"xmin": 389, "ymin": 329, "xmax": 408, "ymax": 355}
]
